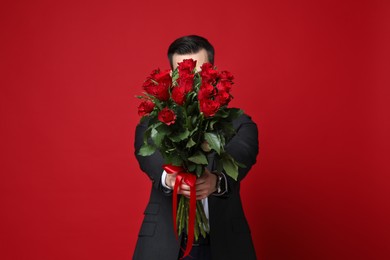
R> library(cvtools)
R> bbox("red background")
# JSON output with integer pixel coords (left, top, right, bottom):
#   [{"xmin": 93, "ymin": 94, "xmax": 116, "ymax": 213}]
[{"xmin": 1, "ymin": 0, "xmax": 389, "ymax": 259}]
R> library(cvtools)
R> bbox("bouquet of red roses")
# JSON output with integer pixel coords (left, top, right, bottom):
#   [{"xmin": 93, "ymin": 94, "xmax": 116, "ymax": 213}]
[{"xmin": 137, "ymin": 59, "xmax": 244, "ymax": 257}]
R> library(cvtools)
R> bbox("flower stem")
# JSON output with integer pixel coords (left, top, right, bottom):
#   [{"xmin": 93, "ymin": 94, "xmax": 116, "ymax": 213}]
[
  {"xmin": 178, "ymin": 196, "xmax": 185, "ymax": 235},
  {"xmin": 196, "ymin": 200, "xmax": 209, "ymax": 238}
]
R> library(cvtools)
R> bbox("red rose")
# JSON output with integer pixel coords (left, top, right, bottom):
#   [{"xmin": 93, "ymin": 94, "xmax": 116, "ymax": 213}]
[
  {"xmin": 218, "ymin": 70, "xmax": 234, "ymax": 81},
  {"xmin": 148, "ymin": 68, "xmax": 172, "ymax": 84},
  {"xmin": 198, "ymin": 83, "xmax": 215, "ymax": 101},
  {"xmin": 148, "ymin": 68, "xmax": 160, "ymax": 78},
  {"xmin": 200, "ymin": 63, "xmax": 213, "ymax": 71},
  {"xmin": 143, "ymin": 68, "xmax": 172, "ymax": 101},
  {"xmin": 155, "ymin": 84, "xmax": 170, "ymax": 100},
  {"xmin": 215, "ymin": 90, "xmax": 231, "ymax": 106},
  {"xmin": 171, "ymin": 86, "xmax": 186, "ymax": 105},
  {"xmin": 200, "ymin": 63, "xmax": 218, "ymax": 84},
  {"xmin": 216, "ymin": 80, "xmax": 232, "ymax": 93},
  {"xmin": 177, "ymin": 73, "xmax": 194, "ymax": 92},
  {"xmin": 178, "ymin": 59, "xmax": 196, "ymax": 75},
  {"xmin": 153, "ymin": 69, "xmax": 172, "ymax": 86},
  {"xmin": 158, "ymin": 107, "xmax": 176, "ymax": 125},
  {"xmin": 142, "ymin": 80, "xmax": 153, "ymax": 92},
  {"xmin": 143, "ymin": 82, "xmax": 170, "ymax": 101},
  {"xmin": 138, "ymin": 100, "xmax": 155, "ymax": 116},
  {"xmin": 200, "ymin": 99, "xmax": 220, "ymax": 117}
]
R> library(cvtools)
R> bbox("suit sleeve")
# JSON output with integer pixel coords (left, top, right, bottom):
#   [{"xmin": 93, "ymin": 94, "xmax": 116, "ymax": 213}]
[
  {"xmin": 134, "ymin": 118, "xmax": 170, "ymax": 195},
  {"xmin": 216, "ymin": 114, "xmax": 259, "ymax": 196}
]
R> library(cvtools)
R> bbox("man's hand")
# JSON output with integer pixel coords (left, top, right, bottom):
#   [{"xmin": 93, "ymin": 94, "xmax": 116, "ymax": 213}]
[
  {"xmin": 195, "ymin": 168, "xmax": 217, "ymax": 200},
  {"xmin": 165, "ymin": 172, "xmax": 193, "ymax": 197},
  {"xmin": 164, "ymin": 169, "xmax": 217, "ymax": 200}
]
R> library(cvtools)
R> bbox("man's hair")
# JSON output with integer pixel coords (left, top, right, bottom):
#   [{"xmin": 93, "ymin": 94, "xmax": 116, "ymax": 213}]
[{"xmin": 167, "ymin": 35, "xmax": 215, "ymax": 69}]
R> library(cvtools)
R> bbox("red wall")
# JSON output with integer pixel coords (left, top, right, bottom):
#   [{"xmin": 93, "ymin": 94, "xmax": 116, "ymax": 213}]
[{"xmin": 1, "ymin": 0, "xmax": 389, "ymax": 259}]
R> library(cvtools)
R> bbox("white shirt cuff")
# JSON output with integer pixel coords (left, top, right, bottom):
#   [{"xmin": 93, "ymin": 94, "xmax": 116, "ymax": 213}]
[{"xmin": 161, "ymin": 170, "xmax": 172, "ymax": 190}]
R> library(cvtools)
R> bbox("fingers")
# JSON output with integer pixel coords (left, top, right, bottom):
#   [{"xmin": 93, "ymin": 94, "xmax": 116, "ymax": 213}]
[
  {"xmin": 195, "ymin": 178, "xmax": 206, "ymax": 185},
  {"xmin": 179, "ymin": 189, "xmax": 208, "ymax": 200},
  {"xmin": 195, "ymin": 182, "xmax": 211, "ymax": 192},
  {"xmin": 180, "ymin": 183, "xmax": 191, "ymax": 191},
  {"xmin": 175, "ymin": 169, "xmax": 215, "ymax": 200},
  {"xmin": 195, "ymin": 168, "xmax": 211, "ymax": 185},
  {"xmin": 177, "ymin": 183, "xmax": 208, "ymax": 199},
  {"xmin": 195, "ymin": 183, "xmax": 214, "ymax": 200},
  {"xmin": 177, "ymin": 183, "xmax": 191, "ymax": 197}
]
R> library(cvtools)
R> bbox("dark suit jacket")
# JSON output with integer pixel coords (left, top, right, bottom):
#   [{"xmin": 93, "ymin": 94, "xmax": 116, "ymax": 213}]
[{"xmin": 133, "ymin": 113, "xmax": 259, "ymax": 260}]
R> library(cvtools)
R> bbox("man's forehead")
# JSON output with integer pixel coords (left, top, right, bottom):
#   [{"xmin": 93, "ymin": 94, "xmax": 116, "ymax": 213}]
[{"xmin": 172, "ymin": 49, "xmax": 209, "ymax": 69}]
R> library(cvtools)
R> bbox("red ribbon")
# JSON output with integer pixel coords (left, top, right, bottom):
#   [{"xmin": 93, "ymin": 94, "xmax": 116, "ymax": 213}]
[{"xmin": 163, "ymin": 164, "xmax": 196, "ymax": 259}]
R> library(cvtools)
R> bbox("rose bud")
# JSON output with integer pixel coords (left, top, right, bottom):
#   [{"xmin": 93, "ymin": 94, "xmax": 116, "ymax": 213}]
[{"xmin": 201, "ymin": 140, "xmax": 211, "ymax": 152}]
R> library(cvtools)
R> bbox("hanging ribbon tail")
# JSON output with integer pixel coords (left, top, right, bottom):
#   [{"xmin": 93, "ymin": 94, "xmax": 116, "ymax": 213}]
[
  {"xmin": 163, "ymin": 164, "xmax": 185, "ymax": 240},
  {"xmin": 172, "ymin": 174, "xmax": 183, "ymax": 239},
  {"xmin": 162, "ymin": 164, "xmax": 197, "ymax": 259},
  {"xmin": 181, "ymin": 174, "xmax": 197, "ymax": 259}
]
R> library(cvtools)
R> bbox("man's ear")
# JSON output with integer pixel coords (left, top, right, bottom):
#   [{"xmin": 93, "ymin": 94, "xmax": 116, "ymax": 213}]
[{"xmin": 169, "ymin": 70, "xmax": 172, "ymax": 77}]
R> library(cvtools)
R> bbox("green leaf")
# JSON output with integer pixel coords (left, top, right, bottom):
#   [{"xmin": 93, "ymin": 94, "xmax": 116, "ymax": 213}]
[
  {"xmin": 139, "ymin": 115, "xmax": 148, "ymax": 124},
  {"xmin": 189, "ymin": 125, "xmax": 199, "ymax": 136},
  {"xmin": 218, "ymin": 133, "xmax": 226, "ymax": 148},
  {"xmin": 215, "ymin": 109, "xmax": 229, "ymax": 118},
  {"xmin": 151, "ymin": 128, "xmax": 164, "ymax": 147},
  {"xmin": 152, "ymin": 121, "xmax": 163, "ymax": 129},
  {"xmin": 236, "ymin": 161, "xmax": 247, "ymax": 168},
  {"xmin": 186, "ymin": 138, "xmax": 196, "ymax": 148},
  {"xmin": 216, "ymin": 159, "xmax": 223, "ymax": 173},
  {"xmin": 188, "ymin": 151, "xmax": 208, "ymax": 165},
  {"xmin": 187, "ymin": 101, "xmax": 198, "ymax": 115},
  {"xmin": 138, "ymin": 144, "xmax": 156, "ymax": 156},
  {"xmin": 195, "ymin": 164, "xmax": 203, "ymax": 177},
  {"xmin": 156, "ymin": 122, "xmax": 170, "ymax": 135},
  {"xmin": 227, "ymin": 108, "xmax": 244, "ymax": 120},
  {"xmin": 204, "ymin": 132, "xmax": 221, "ymax": 154},
  {"xmin": 172, "ymin": 69, "xmax": 179, "ymax": 82},
  {"xmin": 193, "ymin": 74, "xmax": 202, "ymax": 90},
  {"xmin": 187, "ymin": 163, "xmax": 196, "ymax": 172},
  {"xmin": 163, "ymin": 150, "xmax": 183, "ymax": 166},
  {"xmin": 208, "ymin": 120, "xmax": 218, "ymax": 131},
  {"xmin": 143, "ymin": 126, "xmax": 153, "ymax": 144},
  {"xmin": 222, "ymin": 156, "xmax": 239, "ymax": 181},
  {"xmin": 169, "ymin": 129, "xmax": 190, "ymax": 142},
  {"xmin": 221, "ymin": 123, "xmax": 236, "ymax": 140},
  {"xmin": 170, "ymin": 156, "xmax": 183, "ymax": 166}
]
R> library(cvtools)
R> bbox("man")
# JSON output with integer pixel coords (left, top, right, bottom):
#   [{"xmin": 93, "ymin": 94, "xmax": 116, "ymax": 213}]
[{"xmin": 133, "ymin": 35, "xmax": 259, "ymax": 260}]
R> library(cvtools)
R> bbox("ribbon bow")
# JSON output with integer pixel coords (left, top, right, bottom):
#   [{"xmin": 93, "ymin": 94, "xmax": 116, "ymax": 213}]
[{"xmin": 163, "ymin": 164, "xmax": 197, "ymax": 259}]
